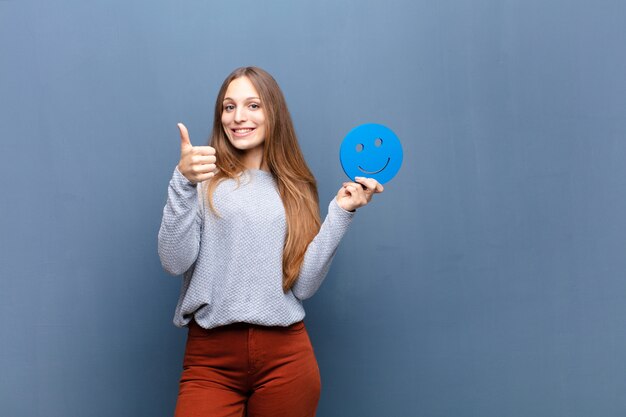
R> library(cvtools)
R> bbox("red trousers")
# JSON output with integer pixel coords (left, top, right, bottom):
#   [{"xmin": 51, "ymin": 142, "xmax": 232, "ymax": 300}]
[{"xmin": 174, "ymin": 320, "xmax": 321, "ymax": 417}]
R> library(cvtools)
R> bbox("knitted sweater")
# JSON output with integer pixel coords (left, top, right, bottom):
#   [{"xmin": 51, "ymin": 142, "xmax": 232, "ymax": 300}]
[{"xmin": 158, "ymin": 167, "xmax": 355, "ymax": 329}]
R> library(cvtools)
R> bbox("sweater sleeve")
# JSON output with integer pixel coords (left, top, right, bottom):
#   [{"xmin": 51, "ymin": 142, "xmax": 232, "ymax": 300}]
[
  {"xmin": 291, "ymin": 197, "xmax": 355, "ymax": 300},
  {"xmin": 157, "ymin": 166, "xmax": 203, "ymax": 276}
]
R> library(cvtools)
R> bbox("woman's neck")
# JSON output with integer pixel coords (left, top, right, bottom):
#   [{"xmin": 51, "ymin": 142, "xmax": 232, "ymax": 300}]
[{"xmin": 241, "ymin": 146, "xmax": 268, "ymax": 171}]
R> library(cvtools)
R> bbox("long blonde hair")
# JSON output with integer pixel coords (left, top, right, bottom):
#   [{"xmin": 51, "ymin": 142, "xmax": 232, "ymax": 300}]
[{"xmin": 203, "ymin": 67, "xmax": 321, "ymax": 292}]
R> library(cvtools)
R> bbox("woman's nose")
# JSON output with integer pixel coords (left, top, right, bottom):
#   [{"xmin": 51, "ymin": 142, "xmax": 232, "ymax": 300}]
[{"xmin": 234, "ymin": 107, "xmax": 247, "ymax": 123}]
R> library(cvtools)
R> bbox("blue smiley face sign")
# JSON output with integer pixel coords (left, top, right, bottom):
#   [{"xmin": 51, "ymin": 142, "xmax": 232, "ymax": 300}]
[{"xmin": 340, "ymin": 123, "xmax": 403, "ymax": 184}]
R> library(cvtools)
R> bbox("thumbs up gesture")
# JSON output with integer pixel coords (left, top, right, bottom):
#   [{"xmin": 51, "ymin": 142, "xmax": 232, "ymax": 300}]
[{"xmin": 177, "ymin": 123, "xmax": 217, "ymax": 184}]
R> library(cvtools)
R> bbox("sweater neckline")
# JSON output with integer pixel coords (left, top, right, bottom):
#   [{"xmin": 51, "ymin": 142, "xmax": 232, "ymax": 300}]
[{"xmin": 244, "ymin": 168, "xmax": 273, "ymax": 177}]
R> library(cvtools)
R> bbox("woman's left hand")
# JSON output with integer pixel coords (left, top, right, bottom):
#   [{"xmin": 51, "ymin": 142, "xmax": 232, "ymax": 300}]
[{"xmin": 336, "ymin": 176, "xmax": 384, "ymax": 212}]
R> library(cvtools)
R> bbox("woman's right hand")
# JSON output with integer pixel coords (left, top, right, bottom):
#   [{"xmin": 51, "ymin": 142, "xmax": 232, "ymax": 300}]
[{"xmin": 177, "ymin": 123, "xmax": 217, "ymax": 184}]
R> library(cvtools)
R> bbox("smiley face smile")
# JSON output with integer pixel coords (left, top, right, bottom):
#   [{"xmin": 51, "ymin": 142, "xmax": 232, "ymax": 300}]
[{"xmin": 358, "ymin": 157, "xmax": 391, "ymax": 174}]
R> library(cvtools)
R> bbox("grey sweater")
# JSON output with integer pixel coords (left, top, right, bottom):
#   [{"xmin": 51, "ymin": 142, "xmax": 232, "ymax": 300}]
[{"xmin": 158, "ymin": 167, "xmax": 355, "ymax": 329}]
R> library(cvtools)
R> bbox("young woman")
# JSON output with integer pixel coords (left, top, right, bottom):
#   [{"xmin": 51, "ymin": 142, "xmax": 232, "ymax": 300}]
[{"xmin": 158, "ymin": 66, "xmax": 383, "ymax": 417}]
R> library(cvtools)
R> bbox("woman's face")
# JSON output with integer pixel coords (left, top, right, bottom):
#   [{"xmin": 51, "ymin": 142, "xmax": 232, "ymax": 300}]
[{"xmin": 221, "ymin": 76, "xmax": 267, "ymax": 153}]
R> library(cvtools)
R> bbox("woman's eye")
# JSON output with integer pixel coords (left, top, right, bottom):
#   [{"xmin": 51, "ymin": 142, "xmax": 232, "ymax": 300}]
[
  {"xmin": 224, "ymin": 104, "xmax": 235, "ymax": 112},
  {"xmin": 249, "ymin": 103, "xmax": 260, "ymax": 110}
]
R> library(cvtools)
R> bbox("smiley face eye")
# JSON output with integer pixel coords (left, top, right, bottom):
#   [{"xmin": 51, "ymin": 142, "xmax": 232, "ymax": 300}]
[
  {"xmin": 375, "ymin": 138, "xmax": 383, "ymax": 147},
  {"xmin": 356, "ymin": 143, "xmax": 364, "ymax": 152}
]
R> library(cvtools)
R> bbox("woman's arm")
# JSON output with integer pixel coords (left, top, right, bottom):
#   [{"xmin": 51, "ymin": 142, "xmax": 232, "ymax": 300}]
[
  {"xmin": 157, "ymin": 167, "xmax": 203, "ymax": 276},
  {"xmin": 291, "ymin": 197, "xmax": 355, "ymax": 300},
  {"xmin": 158, "ymin": 123, "xmax": 216, "ymax": 276},
  {"xmin": 292, "ymin": 176, "xmax": 384, "ymax": 299}
]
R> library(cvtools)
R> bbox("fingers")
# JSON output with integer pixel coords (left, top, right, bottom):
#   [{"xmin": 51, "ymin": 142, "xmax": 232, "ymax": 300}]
[
  {"xmin": 194, "ymin": 171, "xmax": 216, "ymax": 183},
  {"xmin": 337, "ymin": 176, "xmax": 384, "ymax": 211},
  {"xmin": 178, "ymin": 122, "xmax": 218, "ymax": 184},
  {"xmin": 178, "ymin": 123, "xmax": 191, "ymax": 148},
  {"xmin": 341, "ymin": 179, "xmax": 383, "ymax": 195},
  {"xmin": 190, "ymin": 155, "xmax": 216, "ymax": 165},
  {"xmin": 345, "ymin": 183, "xmax": 363, "ymax": 197},
  {"xmin": 180, "ymin": 161, "xmax": 216, "ymax": 184},
  {"xmin": 178, "ymin": 123, "xmax": 216, "ymax": 155},
  {"xmin": 342, "ymin": 182, "xmax": 367, "ymax": 202},
  {"xmin": 189, "ymin": 163, "xmax": 217, "ymax": 174},
  {"xmin": 355, "ymin": 176, "xmax": 384, "ymax": 193},
  {"xmin": 191, "ymin": 146, "xmax": 216, "ymax": 156}
]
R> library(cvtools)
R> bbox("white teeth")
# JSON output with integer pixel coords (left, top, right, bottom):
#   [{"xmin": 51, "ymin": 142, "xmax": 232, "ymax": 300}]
[{"xmin": 234, "ymin": 128, "xmax": 253, "ymax": 133}]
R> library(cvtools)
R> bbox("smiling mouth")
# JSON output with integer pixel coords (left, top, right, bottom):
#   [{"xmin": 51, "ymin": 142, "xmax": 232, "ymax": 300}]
[
  {"xmin": 358, "ymin": 158, "xmax": 390, "ymax": 174},
  {"xmin": 231, "ymin": 128, "xmax": 256, "ymax": 137}
]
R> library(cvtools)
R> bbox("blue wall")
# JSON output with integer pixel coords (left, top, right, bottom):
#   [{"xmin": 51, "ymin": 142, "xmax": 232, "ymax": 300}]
[{"xmin": 2, "ymin": 1, "xmax": 626, "ymax": 416}]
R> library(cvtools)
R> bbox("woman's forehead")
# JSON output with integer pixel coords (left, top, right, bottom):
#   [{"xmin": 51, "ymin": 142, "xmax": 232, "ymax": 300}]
[{"xmin": 224, "ymin": 77, "xmax": 260, "ymax": 101}]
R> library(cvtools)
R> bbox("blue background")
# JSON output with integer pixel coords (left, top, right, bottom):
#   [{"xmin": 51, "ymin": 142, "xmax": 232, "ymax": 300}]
[{"xmin": 1, "ymin": 1, "xmax": 626, "ymax": 416}]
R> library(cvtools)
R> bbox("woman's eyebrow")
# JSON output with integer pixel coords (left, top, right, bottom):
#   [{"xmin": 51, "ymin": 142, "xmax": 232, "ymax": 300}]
[{"xmin": 223, "ymin": 96, "xmax": 260, "ymax": 101}]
